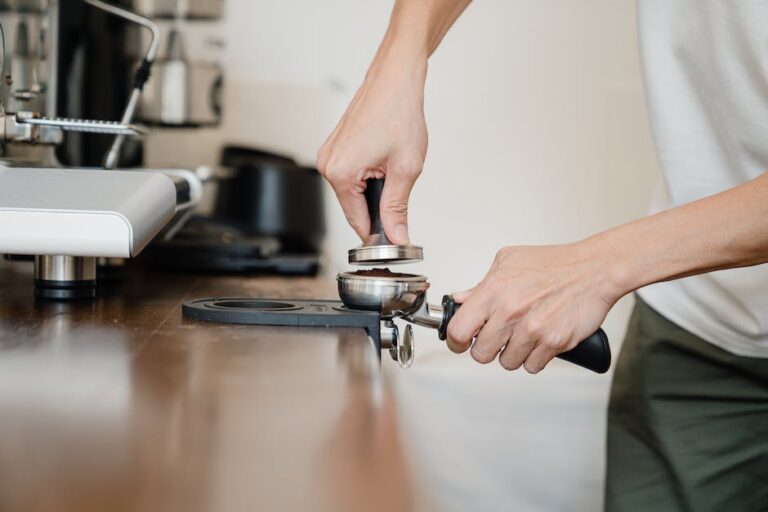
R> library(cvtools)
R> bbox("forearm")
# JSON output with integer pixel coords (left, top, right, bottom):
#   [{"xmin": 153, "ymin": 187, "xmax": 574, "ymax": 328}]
[
  {"xmin": 368, "ymin": 0, "xmax": 471, "ymax": 78},
  {"xmin": 391, "ymin": 0, "xmax": 472, "ymax": 56},
  {"xmin": 591, "ymin": 172, "xmax": 768, "ymax": 297}
]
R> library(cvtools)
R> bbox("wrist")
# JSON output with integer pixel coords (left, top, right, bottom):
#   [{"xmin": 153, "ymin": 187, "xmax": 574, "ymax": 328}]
[
  {"xmin": 367, "ymin": 36, "xmax": 428, "ymax": 86},
  {"xmin": 577, "ymin": 231, "xmax": 641, "ymax": 304},
  {"xmin": 366, "ymin": 1, "xmax": 431, "ymax": 85}
]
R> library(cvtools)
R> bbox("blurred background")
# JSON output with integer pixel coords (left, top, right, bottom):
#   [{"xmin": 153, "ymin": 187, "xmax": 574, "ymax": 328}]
[{"xmin": 144, "ymin": 1, "xmax": 662, "ymax": 509}]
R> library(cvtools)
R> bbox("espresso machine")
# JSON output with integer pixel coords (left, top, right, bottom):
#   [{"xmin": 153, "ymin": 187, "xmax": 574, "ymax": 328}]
[{"xmin": 0, "ymin": 0, "xmax": 224, "ymax": 299}]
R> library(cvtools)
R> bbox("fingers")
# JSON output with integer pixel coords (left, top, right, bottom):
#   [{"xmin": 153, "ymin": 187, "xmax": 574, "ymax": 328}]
[
  {"xmin": 451, "ymin": 287, "xmax": 475, "ymax": 304},
  {"xmin": 444, "ymin": 288, "xmax": 476, "ymax": 353},
  {"xmin": 320, "ymin": 158, "xmax": 384, "ymax": 240},
  {"xmin": 498, "ymin": 328, "xmax": 539, "ymax": 372},
  {"xmin": 521, "ymin": 325, "xmax": 570, "ymax": 373},
  {"xmin": 445, "ymin": 336, "xmax": 470, "ymax": 354},
  {"xmin": 318, "ymin": 131, "xmax": 421, "ymax": 245},
  {"xmin": 498, "ymin": 319, "xmax": 563, "ymax": 373},
  {"xmin": 470, "ymin": 310, "xmax": 514, "ymax": 364},
  {"xmin": 522, "ymin": 342, "xmax": 559, "ymax": 374},
  {"xmin": 379, "ymin": 162, "xmax": 420, "ymax": 245},
  {"xmin": 335, "ymin": 188, "xmax": 370, "ymax": 241},
  {"xmin": 446, "ymin": 292, "xmax": 489, "ymax": 354},
  {"xmin": 448, "ymin": 286, "xmax": 556, "ymax": 373}
]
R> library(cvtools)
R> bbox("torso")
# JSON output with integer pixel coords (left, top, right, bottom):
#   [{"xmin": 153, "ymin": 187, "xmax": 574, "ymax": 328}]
[{"xmin": 636, "ymin": 0, "xmax": 768, "ymax": 356}]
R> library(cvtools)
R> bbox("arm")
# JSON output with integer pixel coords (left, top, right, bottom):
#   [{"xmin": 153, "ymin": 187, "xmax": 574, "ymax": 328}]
[
  {"xmin": 317, "ymin": 0, "xmax": 472, "ymax": 244},
  {"xmin": 601, "ymin": 173, "xmax": 768, "ymax": 290},
  {"xmin": 447, "ymin": 172, "xmax": 768, "ymax": 373}
]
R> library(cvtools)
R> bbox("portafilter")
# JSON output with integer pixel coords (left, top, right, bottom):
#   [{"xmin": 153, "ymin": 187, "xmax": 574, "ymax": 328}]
[{"xmin": 337, "ymin": 270, "xmax": 611, "ymax": 373}]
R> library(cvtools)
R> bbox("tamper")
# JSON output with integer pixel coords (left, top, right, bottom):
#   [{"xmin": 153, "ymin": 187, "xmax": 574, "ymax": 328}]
[{"xmin": 348, "ymin": 178, "xmax": 423, "ymax": 265}]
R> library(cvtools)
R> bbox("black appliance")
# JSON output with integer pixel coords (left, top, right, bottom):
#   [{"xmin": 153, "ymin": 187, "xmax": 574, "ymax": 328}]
[{"xmin": 142, "ymin": 146, "xmax": 326, "ymax": 276}]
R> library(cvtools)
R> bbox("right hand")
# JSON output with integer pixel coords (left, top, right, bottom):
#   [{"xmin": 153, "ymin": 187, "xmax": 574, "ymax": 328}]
[{"xmin": 317, "ymin": 55, "xmax": 428, "ymax": 245}]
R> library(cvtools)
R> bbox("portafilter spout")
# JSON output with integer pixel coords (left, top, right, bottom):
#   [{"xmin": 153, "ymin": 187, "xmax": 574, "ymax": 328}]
[{"xmin": 337, "ymin": 271, "xmax": 612, "ymax": 374}]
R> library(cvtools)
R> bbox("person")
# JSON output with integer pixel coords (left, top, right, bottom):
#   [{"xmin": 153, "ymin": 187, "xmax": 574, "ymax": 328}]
[{"xmin": 316, "ymin": 1, "xmax": 768, "ymax": 510}]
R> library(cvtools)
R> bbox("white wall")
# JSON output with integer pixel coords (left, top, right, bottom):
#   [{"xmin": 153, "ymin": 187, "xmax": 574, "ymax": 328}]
[{"xmin": 147, "ymin": 2, "xmax": 662, "ymax": 510}]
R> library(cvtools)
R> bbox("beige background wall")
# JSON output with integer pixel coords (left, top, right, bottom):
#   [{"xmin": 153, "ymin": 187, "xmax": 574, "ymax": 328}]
[{"xmin": 147, "ymin": 2, "xmax": 662, "ymax": 509}]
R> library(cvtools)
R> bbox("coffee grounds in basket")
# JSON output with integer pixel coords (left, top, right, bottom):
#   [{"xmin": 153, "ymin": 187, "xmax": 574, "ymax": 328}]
[{"xmin": 350, "ymin": 268, "xmax": 414, "ymax": 278}]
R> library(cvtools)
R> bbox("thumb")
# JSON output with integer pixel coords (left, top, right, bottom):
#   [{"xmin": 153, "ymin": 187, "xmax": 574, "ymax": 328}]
[{"xmin": 380, "ymin": 169, "xmax": 418, "ymax": 245}]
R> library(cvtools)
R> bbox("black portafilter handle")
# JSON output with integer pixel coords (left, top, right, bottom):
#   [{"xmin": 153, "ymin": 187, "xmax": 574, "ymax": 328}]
[
  {"xmin": 364, "ymin": 178, "xmax": 387, "ymax": 238},
  {"xmin": 437, "ymin": 295, "xmax": 611, "ymax": 374}
]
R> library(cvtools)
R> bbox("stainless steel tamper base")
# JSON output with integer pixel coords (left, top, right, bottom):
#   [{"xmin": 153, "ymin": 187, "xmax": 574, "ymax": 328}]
[{"xmin": 347, "ymin": 233, "xmax": 423, "ymax": 265}]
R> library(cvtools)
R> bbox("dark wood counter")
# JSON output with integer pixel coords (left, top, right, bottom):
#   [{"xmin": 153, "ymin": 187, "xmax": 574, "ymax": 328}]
[{"xmin": 0, "ymin": 263, "xmax": 415, "ymax": 512}]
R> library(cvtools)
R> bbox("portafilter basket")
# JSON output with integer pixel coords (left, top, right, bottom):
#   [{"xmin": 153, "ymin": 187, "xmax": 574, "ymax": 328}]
[{"xmin": 337, "ymin": 271, "xmax": 430, "ymax": 318}]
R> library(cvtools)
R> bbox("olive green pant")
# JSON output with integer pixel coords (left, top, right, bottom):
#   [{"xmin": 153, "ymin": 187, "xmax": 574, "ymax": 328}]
[{"xmin": 604, "ymin": 298, "xmax": 768, "ymax": 512}]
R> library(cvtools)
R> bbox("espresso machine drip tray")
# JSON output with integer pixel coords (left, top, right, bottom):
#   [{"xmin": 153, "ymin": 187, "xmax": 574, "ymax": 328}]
[{"xmin": 182, "ymin": 298, "xmax": 383, "ymax": 347}]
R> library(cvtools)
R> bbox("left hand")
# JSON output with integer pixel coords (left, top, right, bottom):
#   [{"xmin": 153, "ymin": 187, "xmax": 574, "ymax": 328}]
[{"xmin": 446, "ymin": 242, "xmax": 622, "ymax": 373}]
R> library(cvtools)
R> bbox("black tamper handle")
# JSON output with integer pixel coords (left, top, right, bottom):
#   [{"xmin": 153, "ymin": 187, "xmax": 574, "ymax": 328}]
[
  {"xmin": 438, "ymin": 295, "xmax": 611, "ymax": 374},
  {"xmin": 364, "ymin": 178, "xmax": 387, "ymax": 239}
]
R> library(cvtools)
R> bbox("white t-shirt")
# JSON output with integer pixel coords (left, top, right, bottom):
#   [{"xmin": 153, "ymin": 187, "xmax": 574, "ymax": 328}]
[{"xmin": 636, "ymin": 0, "xmax": 768, "ymax": 357}]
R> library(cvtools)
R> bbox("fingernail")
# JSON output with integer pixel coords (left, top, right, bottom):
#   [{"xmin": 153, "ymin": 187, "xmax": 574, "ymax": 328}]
[{"xmin": 395, "ymin": 224, "xmax": 409, "ymax": 244}]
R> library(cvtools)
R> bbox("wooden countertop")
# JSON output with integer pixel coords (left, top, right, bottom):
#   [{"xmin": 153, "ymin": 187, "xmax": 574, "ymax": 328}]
[{"xmin": 0, "ymin": 262, "xmax": 415, "ymax": 512}]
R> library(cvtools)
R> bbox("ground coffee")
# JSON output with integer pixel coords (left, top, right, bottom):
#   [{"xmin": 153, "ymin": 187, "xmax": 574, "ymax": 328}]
[{"xmin": 350, "ymin": 268, "xmax": 416, "ymax": 278}]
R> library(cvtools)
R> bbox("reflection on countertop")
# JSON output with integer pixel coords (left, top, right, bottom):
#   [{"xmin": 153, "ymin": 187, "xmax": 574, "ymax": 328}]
[{"xmin": 0, "ymin": 264, "xmax": 421, "ymax": 512}]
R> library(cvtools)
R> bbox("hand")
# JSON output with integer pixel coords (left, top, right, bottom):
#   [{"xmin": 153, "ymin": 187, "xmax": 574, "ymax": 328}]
[
  {"xmin": 317, "ymin": 54, "xmax": 428, "ymax": 244},
  {"xmin": 446, "ymin": 243, "xmax": 622, "ymax": 373}
]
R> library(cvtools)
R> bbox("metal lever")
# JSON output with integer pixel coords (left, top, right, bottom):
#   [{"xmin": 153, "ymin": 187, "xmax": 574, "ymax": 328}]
[
  {"xmin": 18, "ymin": 115, "xmax": 147, "ymax": 136},
  {"xmin": 82, "ymin": 0, "xmax": 160, "ymax": 169}
]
